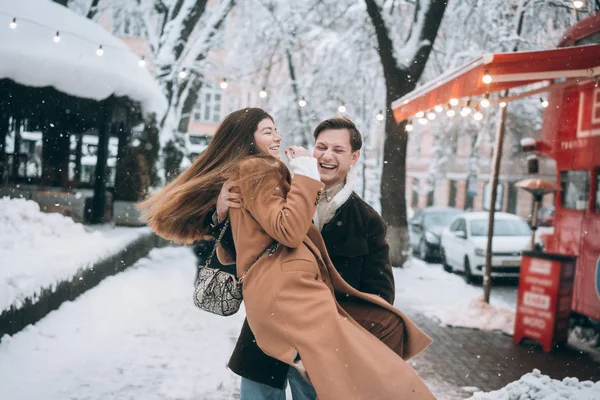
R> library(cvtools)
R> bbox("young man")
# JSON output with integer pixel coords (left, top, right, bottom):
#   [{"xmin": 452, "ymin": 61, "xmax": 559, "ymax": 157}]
[{"xmin": 210, "ymin": 117, "xmax": 400, "ymax": 400}]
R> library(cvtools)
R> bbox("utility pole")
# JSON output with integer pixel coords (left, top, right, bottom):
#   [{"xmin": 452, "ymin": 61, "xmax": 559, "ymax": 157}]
[{"xmin": 483, "ymin": 102, "xmax": 507, "ymax": 304}]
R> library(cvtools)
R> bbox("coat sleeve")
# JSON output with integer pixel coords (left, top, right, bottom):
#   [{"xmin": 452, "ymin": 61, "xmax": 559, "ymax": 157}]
[
  {"xmin": 239, "ymin": 160, "xmax": 324, "ymax": 248},
  {"xmin": 361, "ymin": 214, "xmax": 395, "ymax": 305},
  {"xmin": 216, "ymin": 244, "xmax": 236, "ymax": 265}
]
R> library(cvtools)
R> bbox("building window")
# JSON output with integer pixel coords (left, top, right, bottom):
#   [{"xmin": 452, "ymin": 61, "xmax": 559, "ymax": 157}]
[
  {"xmin": 411, "ymin": 178, "xmax": 420, "ymax": 208},
  {"xmin": 561, "ymin": 171, "xmax": 589, "ymax": 210},
  {"xmin": 195, "ymin": 87, "xmax": 222, "ymax": 123},
  {"xmin": 448, "ymin": 180, "xmax": 457, "ymax": 207},
  {"xmin": 483, "ymin": 182, "xmax": 504, "ymax": 211}
]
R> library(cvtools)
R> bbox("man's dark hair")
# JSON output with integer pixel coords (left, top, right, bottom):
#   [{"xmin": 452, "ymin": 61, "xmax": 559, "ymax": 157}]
[{"xmin": 313, "ymin": 116, "xmax": 362, "ymax": 152}]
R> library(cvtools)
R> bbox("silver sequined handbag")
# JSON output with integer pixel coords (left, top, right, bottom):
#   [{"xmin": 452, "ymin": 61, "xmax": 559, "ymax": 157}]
[{"xmin": 193, "ymin": 219, "xmax": 278, "ymax": 316}]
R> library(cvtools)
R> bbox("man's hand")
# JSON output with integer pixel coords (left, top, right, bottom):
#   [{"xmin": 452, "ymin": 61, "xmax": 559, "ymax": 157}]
[
  {"xmin": 284, "ymin": 145, "xmax": 311, "ymax": 161},
  {"xmin": 216, "ymin": 181, "xmax": 241, "ymax": 222}
]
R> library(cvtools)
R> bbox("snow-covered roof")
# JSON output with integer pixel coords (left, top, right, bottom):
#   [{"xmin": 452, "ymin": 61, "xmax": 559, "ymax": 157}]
[{"xmin": 0, "ymin": 0, "xmax": 167, "ymax": 116}]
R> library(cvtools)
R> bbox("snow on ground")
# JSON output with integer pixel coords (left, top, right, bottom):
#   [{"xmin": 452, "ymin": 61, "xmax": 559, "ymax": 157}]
[
  {"xmin": 394, "ymin": 258, "xmax": 515, "ymax": 334},
  {"xmin": 0, "ymin": 197, "xmax": 150, "ymax": 312},
  {"xmin": 0, "ymin": 247, "xmax": 245, "ymax": 400},
  {"xmin": 467, "ymin": 369, "xmax": 600, "ymax": 400},
  {"xmin": 0, "ymin": 245, "xmax": 467, "ymax": 400}
]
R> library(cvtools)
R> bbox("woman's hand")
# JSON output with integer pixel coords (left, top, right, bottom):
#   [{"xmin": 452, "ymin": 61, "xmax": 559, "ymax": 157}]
[
  {"xmin": 284, "ymin": 146, "xmax": 311, "ymax": 162},
  {"xmin": 216, "ymin": 181, "xmax": 241, "ymax": 222}
]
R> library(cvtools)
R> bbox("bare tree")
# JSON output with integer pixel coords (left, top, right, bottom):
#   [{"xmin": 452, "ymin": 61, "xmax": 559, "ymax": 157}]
[{"xmin": 364, "ymin": 0, "xmax": 448, "ymax": 265}]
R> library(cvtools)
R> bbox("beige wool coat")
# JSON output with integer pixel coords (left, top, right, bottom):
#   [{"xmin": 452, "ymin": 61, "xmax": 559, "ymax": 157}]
[{"xmin": 218, "ymin": 157, "xmax": 436, "ymax": 400}]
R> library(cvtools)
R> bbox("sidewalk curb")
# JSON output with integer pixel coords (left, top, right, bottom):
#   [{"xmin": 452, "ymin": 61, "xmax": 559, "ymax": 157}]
[{"xmin": 0, "ymin": 233, "xmax": 170, "ymax": 339}]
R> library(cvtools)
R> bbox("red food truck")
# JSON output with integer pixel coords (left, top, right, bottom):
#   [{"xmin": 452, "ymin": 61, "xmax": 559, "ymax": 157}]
[
  {"xmin": 534, "ymin": 12, "xmax": 600, "ymax": 324},
  {"xmin": 391, "ymin": 12, "xmax": 600, "ymax": 332}
]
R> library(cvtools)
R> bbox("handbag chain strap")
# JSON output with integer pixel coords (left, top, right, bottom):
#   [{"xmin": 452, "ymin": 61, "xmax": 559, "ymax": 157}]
[
  {"xmin": 202, "ymin": 218, "xmax": 279, "ymax": 283},
  {"xmin": 203, "ymin": 218, "xmax": 230, "ymax": 268}
]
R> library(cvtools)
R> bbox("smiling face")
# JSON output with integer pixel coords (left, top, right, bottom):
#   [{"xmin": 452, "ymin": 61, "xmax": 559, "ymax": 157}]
[
  {"xmin": 312, "ymin": 128, "xmax": 360, "ymax": 189},
  {"xmin": 253, "ymin": 117, "xmax": 281, "ymax": 159}
]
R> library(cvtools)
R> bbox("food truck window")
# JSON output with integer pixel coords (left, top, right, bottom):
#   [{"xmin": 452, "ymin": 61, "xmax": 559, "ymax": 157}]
[
  {"xmin": 560, "ymin": 171, "xmax": 589, "ymax": 210},
  {"xmin": 596, "ymin": 170, "xmax": 600, "ymax": 212}
]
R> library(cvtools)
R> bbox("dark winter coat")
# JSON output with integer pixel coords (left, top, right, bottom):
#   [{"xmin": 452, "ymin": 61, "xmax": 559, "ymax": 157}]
[{"xmin": 227, "ymin": 192, "xmax": 396, "ymax": 389}]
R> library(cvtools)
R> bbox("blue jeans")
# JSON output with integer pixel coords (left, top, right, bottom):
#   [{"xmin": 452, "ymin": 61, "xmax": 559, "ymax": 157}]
[{"xmin": 240, "ymin": 367, "xmax": 317, "ymax": 400}]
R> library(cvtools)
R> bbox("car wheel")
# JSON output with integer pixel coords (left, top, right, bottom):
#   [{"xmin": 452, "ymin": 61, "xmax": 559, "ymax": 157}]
[
  {"xmin": 441, "ymin": 248, "xmax": 452, "ymax": 273},
  {"xmin": 464, "ymin": 257, "xmax": 474, "ymax": 284},
  {"xmin": 419, "ymin": 239, "xmax": 431, "ymax": 262}
]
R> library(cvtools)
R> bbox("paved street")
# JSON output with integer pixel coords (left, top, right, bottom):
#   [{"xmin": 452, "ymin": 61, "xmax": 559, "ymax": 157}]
[{"xmin": 400, "ymin": 259, "xmax": 600, "ymax": 399}]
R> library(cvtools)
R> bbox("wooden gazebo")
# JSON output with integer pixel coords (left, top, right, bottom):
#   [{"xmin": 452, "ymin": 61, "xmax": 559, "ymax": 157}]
[{"xmin": 0, "ymin": 0, "xmax": 166, "ymax": 223}]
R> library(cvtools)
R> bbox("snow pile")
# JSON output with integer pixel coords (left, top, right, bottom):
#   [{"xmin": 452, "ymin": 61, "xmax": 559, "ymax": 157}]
[
  {"xmin": 0, "ymin": 197, "xmax": 150, "ymax": 312},
  {"xmin": 467, "ymin": 369, "xmax": 600, "ymax": 400},
  {"xmin": 0, "ymin": 247, "xmax": 244, "ymax": 400},
  {"xmin": 441, "ymin": 296, "xmax": 515, "ymax": 335},
  {"xmin": 0, "ymin": 0, "xmax": 166, "ymax": 116},
  {"xmin": 395, "ymin": 258, "xmax": 515, "ymax": 334}
]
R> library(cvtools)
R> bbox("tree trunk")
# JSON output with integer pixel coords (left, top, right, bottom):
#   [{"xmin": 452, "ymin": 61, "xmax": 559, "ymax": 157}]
[
  {"xmin": 381, "ymin": 103, "xmax": 410, "ymax": 265},
  {"xmin": 176, "ymin": 1, "xmax": 235, "ymax": 133},
  {"xmin": 364, "ymin": 0, "xmax": 448, "ymax": 265},
  {"xmin": 86, "ymin": 0, "xmax": 100, "ymax": 20}
]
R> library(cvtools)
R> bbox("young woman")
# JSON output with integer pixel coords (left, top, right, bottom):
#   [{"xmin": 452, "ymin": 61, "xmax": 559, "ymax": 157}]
[{"xmin": 139, "ymin": 108, "xmax": 435, "ymax": 400}]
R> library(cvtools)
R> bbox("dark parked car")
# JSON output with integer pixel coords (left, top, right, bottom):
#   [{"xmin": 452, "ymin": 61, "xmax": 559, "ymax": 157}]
[{"xmin": 409, "ymin": 207, "xmax": 462, "ymax": 262}]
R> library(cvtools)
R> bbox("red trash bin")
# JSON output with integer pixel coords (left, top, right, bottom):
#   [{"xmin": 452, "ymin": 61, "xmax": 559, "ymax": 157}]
[{"xmin": 513, "ymin": 251, "xmax": 576, "ymax": 352}]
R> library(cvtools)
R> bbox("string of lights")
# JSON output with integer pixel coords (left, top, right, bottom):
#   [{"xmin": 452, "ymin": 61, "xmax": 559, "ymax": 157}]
[
  {"xmin": 402, "ymin": 66, "xmax": 553, "ymax": 133},
  {"xmin": 2, "ymin": 11, "xmax": 392, "ymax": 122},
  {"xmin": 1, "ymin": 10, "xmax": 147, "ymax": 66}
]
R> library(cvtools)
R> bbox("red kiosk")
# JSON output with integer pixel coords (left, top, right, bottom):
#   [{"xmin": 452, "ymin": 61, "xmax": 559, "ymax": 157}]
[{"xmin": 513, "ymin": 252, "xmax": 576, "ymax": 351}]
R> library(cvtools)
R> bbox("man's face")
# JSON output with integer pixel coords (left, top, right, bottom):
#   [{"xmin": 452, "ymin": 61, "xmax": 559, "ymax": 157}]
[{"xmin": 312, "ymin": 128, "xmax": 360, "ymax": 189}]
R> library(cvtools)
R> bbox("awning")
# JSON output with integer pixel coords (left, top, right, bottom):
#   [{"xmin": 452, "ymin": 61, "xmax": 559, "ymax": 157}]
[{"xmin": 392, "ymin": 44, "xmax": 600, "ymax": 123}]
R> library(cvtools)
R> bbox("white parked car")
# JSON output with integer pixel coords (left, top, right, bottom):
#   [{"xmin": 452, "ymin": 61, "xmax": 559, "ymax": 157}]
[{"xmin": 440, "ymin": 212, "xmax": 532, "ymax": 283}]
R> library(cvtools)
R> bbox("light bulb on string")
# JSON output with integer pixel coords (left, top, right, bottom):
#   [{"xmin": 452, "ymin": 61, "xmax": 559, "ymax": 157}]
[
  {"xmin": 418, "ymin": 117, "xmax": 428, "ymax": 125},
  {"xmin": 298, "ymin": 97, "xmax": 307, "ymax": 108},
  {"xmin": 405, "ymin": 120, "xmax": 414, "ymax": 132},
  {"xmin": 573, "ymin": 1, "xmax": 584, "ymax": 9},
  {"xmin": 499, "ymin": 101, "xmax": 507, "ymax": 108},
  {"xmin": 415, "ymin": 111, "xmax": 425, "ymax": 118},
  {"xmin": 259, "ymin": 87, "xmax": 267, "ymax": 98},
  {"xmin": 434, "ymin": 105, "xmax": 444, "ymax": 113},
  {"xmin": 446, "ymin": 108, "xmax": 456, "ymax": 117},
  {"xmin": 540, "ymin": 97, "xmax": 549, "ymax": 108},
  {"xmin": 427, "ymin": 112, "xmax": 436, "ymax": 121},
  {"xmin": 9, "ymin": 18, "xmax": 17, "ymax": 29},
  {"xmin": 53, "ymin": 31, "xmax": 60, "ymax": 43},
  {"xmin": 376, "ymin": 110, "xmax": 385, "ymax": 122},
  {"xmin": 473, "ymin": 106, "xmax": 483, "ymax": 121},
  {"xmin": 96, "ymin": 45, "xmax": 104, "ymax": 56},
  {"xmin": 449, "ymin": 98, "xmax": 459, "ymax": 106},
  {"xmin": 482, "ymin": 70, "xmax": 492, "ymax": 84},
  {"xmin": 338, "ymin": 103, "xmax": 347, "ymax": 113},
  {"xmin": 178, "ymin": 68, "xmax": 188, "ymax": 79},
  {"xmin": 480, "ymin": 94, "xmax": 490, "ymax": 108},
  {"xmin": 138, "ymin": 56, "xmax": 146, "ymax": 68},
  {"xmin": 460, "ymin": 101, "xmax": 472, "ymax": 117},
  {"xmin": 220, "ymin": 78, "xmax": 228, "ymax": 89}
]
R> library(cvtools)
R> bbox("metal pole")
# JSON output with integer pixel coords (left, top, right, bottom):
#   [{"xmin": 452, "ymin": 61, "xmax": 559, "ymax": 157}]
[
  {"xmin": 483, "ymin": 103, "xmax": 507, "ymax": 304},
  {"xmin": 530, "ymin": 194, "xmax": 541, "ymax": 250}
]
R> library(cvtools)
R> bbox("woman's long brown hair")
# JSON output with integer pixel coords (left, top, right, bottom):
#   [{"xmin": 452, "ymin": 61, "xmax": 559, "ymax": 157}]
[{"xmin": 137, "ymin": 108, "xmax": 276, "ymax": 244}]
